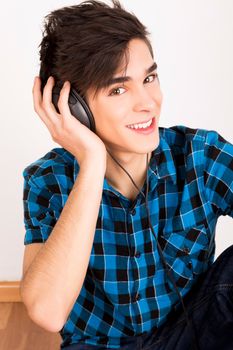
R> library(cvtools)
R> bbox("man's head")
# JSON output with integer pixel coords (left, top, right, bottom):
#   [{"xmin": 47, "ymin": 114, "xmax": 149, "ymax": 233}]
[
  {"xmin": 39, "ymin": 0, "xmax": 163, "ymax": 158},
  {"xmin": 39, "ymin": 0, "xmax": 153, "ymax": 99}
]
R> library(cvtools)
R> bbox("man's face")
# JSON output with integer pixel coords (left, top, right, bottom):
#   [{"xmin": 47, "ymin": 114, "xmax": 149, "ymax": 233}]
[{"xmin": 86, "ymin": 38, "xmax": 163, "ymax": 157}]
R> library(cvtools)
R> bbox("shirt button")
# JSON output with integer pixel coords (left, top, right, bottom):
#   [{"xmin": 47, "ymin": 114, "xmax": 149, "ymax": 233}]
[
  {"xmin": 129, "ymin": 208, "xmax": 136, "ymax": 216},
  {"xmin": 135, "ymin": 293, "xmax": 141, "ymax": 301},
  {"xmin": 135, "ymin": 251, "xmax": 141, "ymax": 258},
  {"xmin": 183, "ymin": 247, "xmax": 190, "ymax": 254}
]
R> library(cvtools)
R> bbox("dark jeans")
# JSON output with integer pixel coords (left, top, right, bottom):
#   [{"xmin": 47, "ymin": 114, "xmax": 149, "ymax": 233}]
[{"xmin": 62, "ymin": 245, "xmax": 233, "ymax": 350}]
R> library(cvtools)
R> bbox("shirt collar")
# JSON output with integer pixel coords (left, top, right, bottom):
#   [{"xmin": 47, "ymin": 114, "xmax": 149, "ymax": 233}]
[
  {"xmin": 73, "ymin": 130, "xmax": 177, "ymax": 191},
  {"xmin": 151, "ymin": 132, "xmax": 177, "ymax": 185}
]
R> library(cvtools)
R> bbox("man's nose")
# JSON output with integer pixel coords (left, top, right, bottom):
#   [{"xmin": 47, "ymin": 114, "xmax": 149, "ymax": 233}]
[{"xmin": 132, "ymin": 88, "xmax": 157, "ymax": 112}]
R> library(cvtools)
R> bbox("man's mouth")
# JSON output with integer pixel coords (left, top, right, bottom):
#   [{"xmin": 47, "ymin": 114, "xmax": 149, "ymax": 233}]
[
  {"xmin": 125, "ymin": 117, "xmax": 156, "ymax": 134},
  {"xmin": 126, "ymin": 117, "xmax": 154, "ymax": 130}
]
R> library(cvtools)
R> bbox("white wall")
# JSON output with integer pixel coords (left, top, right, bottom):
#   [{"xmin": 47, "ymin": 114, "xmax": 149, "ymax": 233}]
[{"xmin": 0, "ymin": 0, "xmax": 232, "ymax": 280}]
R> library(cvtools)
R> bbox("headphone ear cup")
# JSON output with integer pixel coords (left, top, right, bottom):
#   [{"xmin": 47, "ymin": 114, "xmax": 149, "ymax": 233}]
[{"xmin": 52, "ymin": 86, "xmax": 96, "ymax": 132}]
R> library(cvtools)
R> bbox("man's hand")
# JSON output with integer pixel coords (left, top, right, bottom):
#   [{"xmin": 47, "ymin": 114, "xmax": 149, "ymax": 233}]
[{"xmin": 33, "ymin": 76, "xmax": 107, "ymax": 169}]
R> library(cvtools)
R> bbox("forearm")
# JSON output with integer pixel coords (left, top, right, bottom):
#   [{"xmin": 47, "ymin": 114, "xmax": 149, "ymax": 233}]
[{"xmin": 20, "ymin": 160, "xmax": 105, "ymax": 331}]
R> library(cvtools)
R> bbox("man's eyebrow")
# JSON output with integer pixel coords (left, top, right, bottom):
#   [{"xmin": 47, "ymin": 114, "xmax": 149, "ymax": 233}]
[{"xmin": 106, "ymin": 62, "xmax": 158, "ymax": 87}]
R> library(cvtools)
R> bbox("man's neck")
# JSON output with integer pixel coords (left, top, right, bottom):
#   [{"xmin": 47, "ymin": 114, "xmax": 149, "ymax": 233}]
[{"xmin": 105, "ymin": 150, "xmax": 152, "ymax": 200}]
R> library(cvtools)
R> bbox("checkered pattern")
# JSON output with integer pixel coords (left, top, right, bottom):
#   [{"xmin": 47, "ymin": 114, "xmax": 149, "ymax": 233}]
[{"xmin": 22, "ymin": 125, "xmax": 233, "ymax": 349}]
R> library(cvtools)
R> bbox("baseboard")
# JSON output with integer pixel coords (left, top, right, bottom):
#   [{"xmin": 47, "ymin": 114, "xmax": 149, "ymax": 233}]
[{"xmin": 0, "ymin": 282, "xmax": 21, "ymax": 302}]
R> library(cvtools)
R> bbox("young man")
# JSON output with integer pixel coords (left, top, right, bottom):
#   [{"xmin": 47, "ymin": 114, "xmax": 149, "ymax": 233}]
[{"xmin": 20, "ymin": 0, "xmax": 233, "ymax": 349}]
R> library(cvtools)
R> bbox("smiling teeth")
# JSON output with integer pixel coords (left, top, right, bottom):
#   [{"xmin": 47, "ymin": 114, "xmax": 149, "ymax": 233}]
[{"xmin": 127, "ymin": 118, "xmax": 153, "ymax": 129}]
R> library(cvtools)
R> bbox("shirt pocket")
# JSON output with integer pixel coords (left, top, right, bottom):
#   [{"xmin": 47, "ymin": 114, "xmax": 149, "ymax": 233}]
[{"xmin": 159, "ymin": 225, "xmax": 211, "ymax": 290}]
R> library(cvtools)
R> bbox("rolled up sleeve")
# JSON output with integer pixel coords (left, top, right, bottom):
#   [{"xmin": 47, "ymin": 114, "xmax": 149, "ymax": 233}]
[
  {"xmin": 204, "ymin": 130, "xmax": 233, "ymax": 218},
  {"xmin": 22, "ymin": 171, "xmax": 62, "ymax": 245}
]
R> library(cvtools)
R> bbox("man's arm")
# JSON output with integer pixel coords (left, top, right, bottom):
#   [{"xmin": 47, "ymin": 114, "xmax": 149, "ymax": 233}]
[
  {"xmin": 204, "ymin": 129, "xmax": 233, "ymax": 218},
  {"xmin": 20, "ymin": 159, "xmax": 105, "ymax": 333}
]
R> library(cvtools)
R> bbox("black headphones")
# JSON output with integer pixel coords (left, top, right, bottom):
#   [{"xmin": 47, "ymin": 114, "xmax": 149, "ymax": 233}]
[{"xmin": 52, "ymin": 85, "xmax": 96, "ymax": 133}]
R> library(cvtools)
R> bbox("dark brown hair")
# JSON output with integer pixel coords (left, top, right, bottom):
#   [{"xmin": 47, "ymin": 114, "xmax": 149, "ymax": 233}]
[{"xmin": 39, "ymin": 0, "xmax": 153, "ymax": 99}]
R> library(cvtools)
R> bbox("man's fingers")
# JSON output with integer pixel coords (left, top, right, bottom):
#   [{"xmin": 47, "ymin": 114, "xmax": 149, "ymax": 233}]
[
  {"xmin": 39, "ymin": 76, "xmax": 61, "ymax": 125},
  {"xmin": 57, "ymin": 81, "xmax": 72, "ymax": 118},
  {"xmin": 32, "ymin": 76, "xmax": 55, "ymax": 129},
  {"xmin": 32, "ymin": 76, "xmax": 43, "ymax": 114},
  {"xmin": 32, "ymin": 77, "xmax": 50, "ymax": 121},
  {"xmin": 42, "ymin": 76, "xmax": 58, "ymax": 112}
]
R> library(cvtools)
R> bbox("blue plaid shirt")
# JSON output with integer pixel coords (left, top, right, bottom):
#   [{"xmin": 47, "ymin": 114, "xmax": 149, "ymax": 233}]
[{"xmin": 22, "ymin": 125, "xmax": 233, "ymax": 349}]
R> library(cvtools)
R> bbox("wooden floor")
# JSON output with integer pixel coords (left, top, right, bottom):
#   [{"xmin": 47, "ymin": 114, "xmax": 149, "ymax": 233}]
[{"xmin": 0, "ymin": 302, "xmax": 62, "ymax": 350}]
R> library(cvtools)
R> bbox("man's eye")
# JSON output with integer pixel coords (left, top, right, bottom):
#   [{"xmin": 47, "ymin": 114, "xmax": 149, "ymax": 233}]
[
  {"xmin": 109, "ymin": 87, "xmax": 125, "ymax": 96},
  {"xmin": 144, "ymin": 73, "xmax": 158, "ymax": 83}
]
